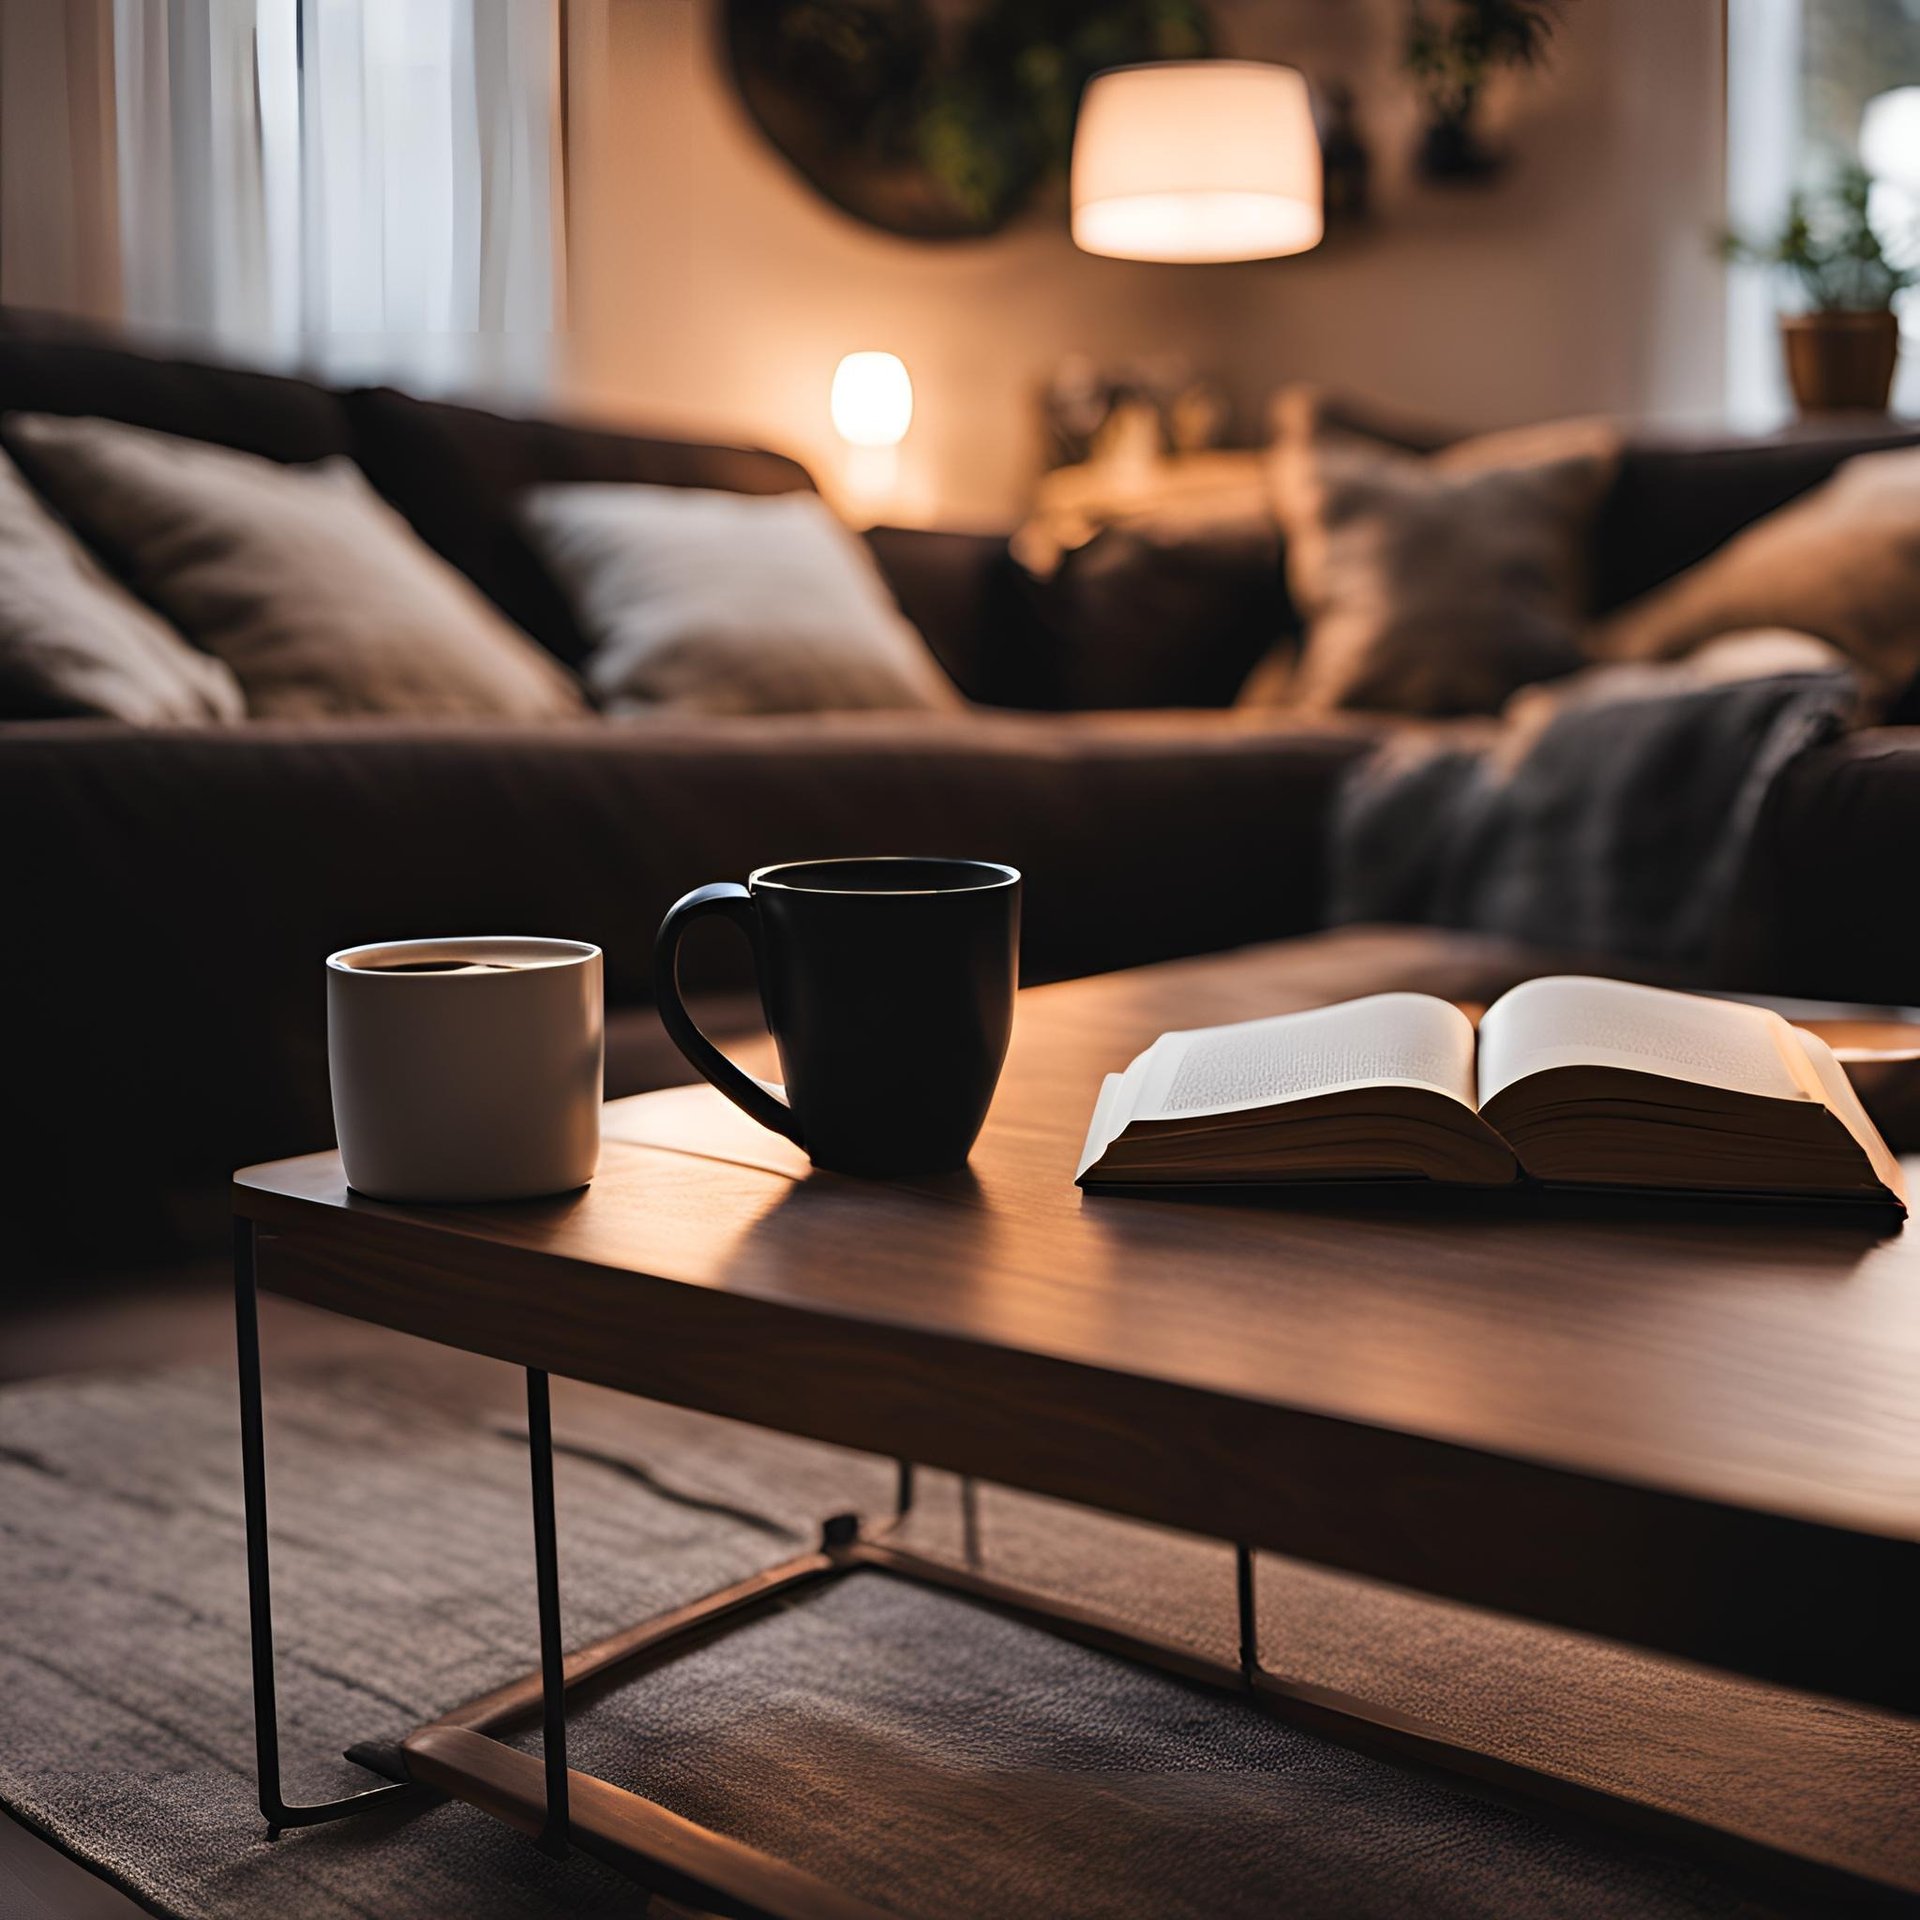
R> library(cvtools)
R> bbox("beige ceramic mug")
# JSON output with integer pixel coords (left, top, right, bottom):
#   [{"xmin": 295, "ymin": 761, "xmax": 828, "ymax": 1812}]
[{"xmin": 326, "ymin": 936, "xmax": 603, "ymax": 1202}]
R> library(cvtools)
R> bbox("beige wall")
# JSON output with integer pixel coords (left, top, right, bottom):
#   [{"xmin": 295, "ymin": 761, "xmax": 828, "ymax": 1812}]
[
  {"xmin": 0, "ymin": 0, "xmax": 120, "ymax": 321},
  {"xmin": 562, "ymin": 0, "xmax": 1727, "ymax": 527}
]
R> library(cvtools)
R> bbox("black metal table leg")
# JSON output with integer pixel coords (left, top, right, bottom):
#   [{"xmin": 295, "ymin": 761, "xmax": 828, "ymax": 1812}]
[
  {"xmin": 1235, "ymin": 1544, "xmax": 1259, "ymax": 1685},
  {"xmin": 234, "ymin": 1220, "xmax": 422, "ymax": 1835},
  {"xmin": 526, "ymin": 1367, "xmax": 570, "ymax": 1854}
]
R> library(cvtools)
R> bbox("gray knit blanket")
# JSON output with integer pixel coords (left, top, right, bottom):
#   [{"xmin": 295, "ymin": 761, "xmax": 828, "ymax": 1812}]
[{"xmin": 1331, "ymin": 633, "xmax": 1865, "ymax": 967}]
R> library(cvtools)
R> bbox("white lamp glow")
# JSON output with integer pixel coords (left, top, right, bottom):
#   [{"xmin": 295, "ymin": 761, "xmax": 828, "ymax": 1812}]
[
  {"xmin": 1071, "ymin": 61, "xmax": 1322, "ymax": 264},
  {"xmin": 831, "ymin": 351, "xmax": 914, "ymax": 448},
  {"xmin": 1862, "ymin": 87, "xmax": 1920, "ymax": 196}
]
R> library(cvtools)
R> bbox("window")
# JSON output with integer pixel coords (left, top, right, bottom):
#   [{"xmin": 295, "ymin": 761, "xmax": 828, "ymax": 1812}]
[
  {"xmin": 1726, "ymin": 0, "xmax": 1920, "ymax": 423},
  {"xmin": 114, "ymin": 0, "xmax": 561, "ymax": 398}
]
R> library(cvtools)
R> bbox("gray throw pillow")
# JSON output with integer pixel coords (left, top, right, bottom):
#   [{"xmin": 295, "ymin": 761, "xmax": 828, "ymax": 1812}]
[
  {"xmin": 4, "ymin": 414, "xmax": 586, "ymax": 721},
  {"xmin": 520, "ymin": 484, "xmax": 963, "ymax": 715},
  {"xmin": 1595, "ymin": 443, "xmax": 1920, "ymax": 703},
  {"xmin": 1246, "ymin": 388, "xmax": 1620, "ymax": 717},
  {"xmin": 0, "ymin": 447, "xmax": 242, "ymax": 723}
]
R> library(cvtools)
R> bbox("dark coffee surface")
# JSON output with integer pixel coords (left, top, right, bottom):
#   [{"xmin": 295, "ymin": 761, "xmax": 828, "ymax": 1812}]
[{"xmin": 356, "ymin": 959, "xmax": 520, "ymax": 973}]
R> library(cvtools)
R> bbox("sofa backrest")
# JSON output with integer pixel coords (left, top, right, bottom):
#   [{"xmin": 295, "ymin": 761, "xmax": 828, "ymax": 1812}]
[
  {"xmin": 0, "ymin": 308, "xmax": 353, "ymax": 462},
  {"xmin": 0, "ymin": 309, "xmax": 821, "ymax": 671},
  {"xmin": 343, "ymin": 386, "xmax": 817, "ymax": 665},
  {"xmin": 1592, "ymin": 422, "xmax": 1920, "ymax": 613},
  {"xmin": 10, "ymin": 308, "xmax": 1920, "ymax": 707}
]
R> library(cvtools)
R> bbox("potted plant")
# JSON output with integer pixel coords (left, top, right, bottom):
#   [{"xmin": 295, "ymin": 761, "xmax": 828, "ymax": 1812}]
[
  {"xmin": 1724, "ymin": 165, "xmax": 1915, "ymax": 414},
  {"xmin": 1405, "ymin": 0, "xmax": 1561, "ymax": 182}
]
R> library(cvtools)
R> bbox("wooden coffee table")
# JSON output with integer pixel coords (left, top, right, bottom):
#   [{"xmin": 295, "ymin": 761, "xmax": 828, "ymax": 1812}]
[{"xmin": 231, "ymin": 932, "xmax": 1920, "ymax": 1917}]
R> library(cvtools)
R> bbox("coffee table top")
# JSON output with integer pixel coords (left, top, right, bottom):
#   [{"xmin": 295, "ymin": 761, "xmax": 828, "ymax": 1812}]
[{"xmin": 236, "ymin": 928, "xmax": 1920, "ymax": 1714}]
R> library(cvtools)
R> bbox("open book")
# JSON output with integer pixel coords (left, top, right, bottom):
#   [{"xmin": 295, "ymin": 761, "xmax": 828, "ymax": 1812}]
[{"xmin": 1077, "ymin": 976, "xmax": 1907, "ymax": 1210}]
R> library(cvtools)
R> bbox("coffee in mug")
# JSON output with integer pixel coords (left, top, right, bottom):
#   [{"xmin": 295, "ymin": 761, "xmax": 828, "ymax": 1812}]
[
  {"xmin": 327, "ymin": 936, "xmax": 603, "ymax": 1202},
  {"xmin": 654, "ymin": 858, "xmax": 1019, "ymax": 1176}
]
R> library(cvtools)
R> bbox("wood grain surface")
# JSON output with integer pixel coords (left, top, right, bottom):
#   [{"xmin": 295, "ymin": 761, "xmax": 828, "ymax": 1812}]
[{"xmin": 236, "ymin": 928, "xmax": 1920, "ymax": 1712}]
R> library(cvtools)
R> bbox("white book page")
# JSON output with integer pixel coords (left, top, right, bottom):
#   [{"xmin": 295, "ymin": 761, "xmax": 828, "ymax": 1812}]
[
  {"xmin": 1077, "ymin": 1058, "xmax": 1148, "ymax": 1179},
  {"xmin": 1794, "ymin": 1027, "xmax": 1908, "ymax": 1202},
  {"xmin": 1129, "ymin": 994, "xmax": 1479, "ymax": 1124},
  {"xmin": 1477, "ymin": 976, "xmax": 1819, "ymax": 1109}
]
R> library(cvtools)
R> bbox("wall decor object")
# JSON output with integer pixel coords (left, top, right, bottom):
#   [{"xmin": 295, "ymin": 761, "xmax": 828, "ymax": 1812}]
[
  {"xmin": 1405, "ymin": 0, "xmax": 1562, "ymax": 183},
  {"xmin": 723, "ymin": 0, "xmax": 1213, "ymax": 239},
  {"xmin": 1722, "ymin": 163, "xmax": 1913, "ymax": 414}
]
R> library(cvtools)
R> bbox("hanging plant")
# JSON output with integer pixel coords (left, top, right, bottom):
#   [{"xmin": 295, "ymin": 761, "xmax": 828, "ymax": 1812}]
[
  {"xmin": 1405, "ymin": 0, "xmax": 1562, "ymax": 182},
  {"xmin": 724, "ymin": 0, "xmax": 1214, "ymax": 239}
]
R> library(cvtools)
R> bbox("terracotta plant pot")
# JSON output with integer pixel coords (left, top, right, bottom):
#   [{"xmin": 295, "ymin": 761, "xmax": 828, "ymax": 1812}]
[{"xmin": 1780, "ymin": 309, "xmax": 1900, "ymax": 414}]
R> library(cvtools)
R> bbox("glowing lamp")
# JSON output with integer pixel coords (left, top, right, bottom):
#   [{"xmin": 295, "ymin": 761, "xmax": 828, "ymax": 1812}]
[
  {"xmin": 830, "ymin": 352, "xmax": 914, "ymax": 448},
  {"xmin": 1070, "ymin": 61, "xmax": 1322, "ymax": 264}
]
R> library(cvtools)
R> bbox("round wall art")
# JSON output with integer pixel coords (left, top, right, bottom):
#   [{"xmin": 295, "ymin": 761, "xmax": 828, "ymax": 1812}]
[{"xmin": 722, "ymin": 0, "xmax": 1214, "ymax": 240}]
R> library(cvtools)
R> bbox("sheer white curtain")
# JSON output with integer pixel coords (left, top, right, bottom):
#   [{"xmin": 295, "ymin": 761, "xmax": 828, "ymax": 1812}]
[{"xmin": 114, "ymin": 0, "xmax": 561, "ymax": 398}]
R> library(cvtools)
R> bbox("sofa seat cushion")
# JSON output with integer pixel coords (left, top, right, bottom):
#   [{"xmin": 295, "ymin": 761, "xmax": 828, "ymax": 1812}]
[
  {"xmin": 0, "ymin": 708, "xmax": 1381, "ymax": 1258},
  {"xmin": 5, "ymin": 415, "xmax": 587, "ymax": 721},
  {"xmin": 523, "ymin": 484, "xmax": 964, "ymax": 715},
  {"xmin": 346, "ymin": 386, "xmax": 815, "ymax": 664}
]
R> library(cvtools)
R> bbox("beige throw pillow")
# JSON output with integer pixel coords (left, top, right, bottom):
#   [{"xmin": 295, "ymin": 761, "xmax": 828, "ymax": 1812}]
[
  {"xmin": 1595, "ymin": 444, "xmax": 1920, "ymax": 702},
  {"xmin": 521, "ymin": 484, "xmax": 962, "ymax": 716},
  {"xmin": 4, "ymin": 414, "xmax": 586, "ymax": 721},
  {"xmin": 0, "ymin": 448, "xmax": 242, "ymax": 723},
  {"xmin": 1249, "ymin": 389, "xmax": 1621, "ymax": 716}
]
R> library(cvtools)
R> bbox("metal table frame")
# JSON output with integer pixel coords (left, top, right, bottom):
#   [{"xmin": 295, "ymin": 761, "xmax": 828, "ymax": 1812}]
[{"xmin": 233, "ymin": 1220, "xmax": 1913, "ymax": 1918}]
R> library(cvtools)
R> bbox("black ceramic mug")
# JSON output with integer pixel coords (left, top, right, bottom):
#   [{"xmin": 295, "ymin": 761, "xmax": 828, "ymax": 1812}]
[{"xmin": 654, "ymin": 857, "xmax": 1021, "ymax": 1175}]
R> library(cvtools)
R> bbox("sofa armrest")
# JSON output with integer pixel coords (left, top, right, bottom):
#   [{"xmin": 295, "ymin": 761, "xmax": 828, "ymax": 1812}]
[
  {"xmin": 1725, "ymin": 727, "xmax": 1920, "ymax": 1001},
  {"xmin": 862, "ymin": 524, "xmax": 1049, "ymax": 707}
]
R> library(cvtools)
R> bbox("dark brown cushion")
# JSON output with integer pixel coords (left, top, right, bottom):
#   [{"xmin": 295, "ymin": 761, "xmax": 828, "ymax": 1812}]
[
  {"xmin": 1018, "ymin": 510, "xmax": 1294, "ymax": 710},
  {"xmin": 861, "ymin": 525, "xmax": 1039, "ymax": 706},
  {"xmin": 6, "ymin": 414, "xmax": 587, "ymax": 720},
  {"xmin": 346, "ymin": 386, "xmax": 816, "ymax": 664},
  {"xmin": 1250, "ymin": 389, "xmax": 1621, "ymax": 717}
]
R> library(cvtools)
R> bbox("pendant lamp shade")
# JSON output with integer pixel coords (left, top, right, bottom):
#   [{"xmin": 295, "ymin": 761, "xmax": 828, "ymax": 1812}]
[{"xmin": 1071, "ymin": 61, "xmax": 1323, "ymax": 264}]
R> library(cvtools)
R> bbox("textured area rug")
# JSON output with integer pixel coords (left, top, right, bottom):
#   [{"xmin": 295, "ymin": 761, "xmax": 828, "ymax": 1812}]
[{"xmin": 1, "ymin": 1339, "xmax": 1915, "ymax": 1919}]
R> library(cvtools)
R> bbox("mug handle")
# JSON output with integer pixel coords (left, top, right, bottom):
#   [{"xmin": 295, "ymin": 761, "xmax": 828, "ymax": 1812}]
[{"xmin": 653, "ymin": 883, "xmax": 803, "ymax": 1147}]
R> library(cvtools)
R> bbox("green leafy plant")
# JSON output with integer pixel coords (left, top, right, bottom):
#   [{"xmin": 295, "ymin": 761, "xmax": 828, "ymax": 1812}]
[
  {"xmin": 1405, "ymin": 0, "xmax": 1561, "ymax": 129},
  {"xmin": 916, "ymin": 0, "xmax": 1213, "ymax": 226},
  {"xmin": 1722, "ymin": 165, "xmax": 1918, "ymax": 312}
]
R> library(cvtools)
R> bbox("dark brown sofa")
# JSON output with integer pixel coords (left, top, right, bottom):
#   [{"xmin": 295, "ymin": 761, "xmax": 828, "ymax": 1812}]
[{"xmin": 3, "ymin": 311, "xmax": 1916, "ymax": 1261}]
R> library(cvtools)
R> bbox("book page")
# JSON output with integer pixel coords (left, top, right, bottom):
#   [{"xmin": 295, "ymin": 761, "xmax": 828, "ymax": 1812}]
[
  {"xmin": 1130, "ymin": 993, "xmax": 1479, "ymax": 1123},
  {"xmin": 1477, "ymin": 976, "xmax": 1818, "ymax": 1109},
  {"xmin": 1076, "ymin": 1062, "xmax": 1144, "ymax": 1180},
  {"xmin": 1794, "ymin": 1027, "xmax": 1909, "ymax": 1205}
]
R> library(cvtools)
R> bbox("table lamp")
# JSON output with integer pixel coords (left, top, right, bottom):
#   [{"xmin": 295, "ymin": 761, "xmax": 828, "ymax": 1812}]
[{"xmin": 831, "ymin": 350, "xmax": 913, "ymax": 522}]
